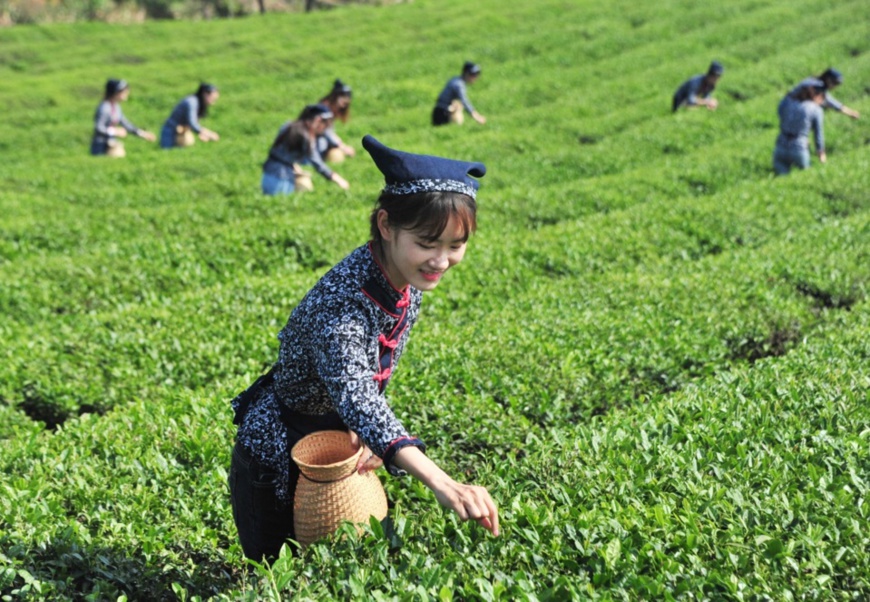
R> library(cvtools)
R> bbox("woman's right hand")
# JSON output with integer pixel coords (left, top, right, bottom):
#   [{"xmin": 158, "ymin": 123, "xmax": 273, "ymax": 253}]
[{"xmin": 431, "ymin": 476, "xmax": 500, "ymax": 536}]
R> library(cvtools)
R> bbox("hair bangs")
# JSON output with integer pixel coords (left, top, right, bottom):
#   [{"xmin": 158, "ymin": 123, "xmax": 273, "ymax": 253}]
[
  {"xmin": 370, "ymin": 191, "xmax": 478, "ymax": 243},
  {"xmin": 411, "ymin": 195, "xmax": 476, "ymax": 241}
]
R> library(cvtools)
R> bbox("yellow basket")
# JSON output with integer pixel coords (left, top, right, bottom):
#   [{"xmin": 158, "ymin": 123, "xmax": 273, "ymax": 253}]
[{"xmin": 291, "ymin": 430, "xmax": 388, "ymax": 546}]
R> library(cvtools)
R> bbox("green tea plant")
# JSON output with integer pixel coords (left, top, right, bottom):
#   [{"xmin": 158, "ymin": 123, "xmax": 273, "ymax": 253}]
[{"xmin": 1, "ymin": 0, "xmax": 868, "ymax": 599}]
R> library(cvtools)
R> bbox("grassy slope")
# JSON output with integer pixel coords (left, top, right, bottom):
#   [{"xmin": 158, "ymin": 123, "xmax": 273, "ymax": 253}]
[{"xmin": 0, "ymin": 0, "xmax": 868, "ymax": 599}]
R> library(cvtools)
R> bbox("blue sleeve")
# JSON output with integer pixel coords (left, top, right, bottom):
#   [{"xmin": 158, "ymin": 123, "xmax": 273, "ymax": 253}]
[
  {"xmin": 823, "ymin": 92, "xmax": 844, "ymax": 112},
  {"xmin": 116, "ymin": 107, "xmax": 140, "ymax": 135},
  {"xmin": 308, "ymin": 144, "xmax": 334, "ymax": 180},
  {"xmin": 186, "ymin": 97, "xmax": 202, "ymax": 133},
  {"xmin": 93, "ymin": 102, "xmax": 112, "ymax": 136},
  {"xmin": 685, "ymin": 76, "xmax": 703, "ymax": 105},
  {"xmin": 456, "ymin": 79, "xmax": 476, "ymax": 114},
  {"xmin": 324, "ymin": 127, "xmax": 341, "ymax": 147},
  {"xmin": 812, "ymin": 107, "xmax": 824, "ymax": 152}
]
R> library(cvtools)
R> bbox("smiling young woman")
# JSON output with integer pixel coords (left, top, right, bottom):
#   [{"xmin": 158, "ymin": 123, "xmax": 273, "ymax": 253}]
[
  {"xmin": 228, "ymin": 134, "xmax": 499, "ymax": 562},
  {"xmin": 371, "ymin": 192, "xmax": 474, "ymax": 291}
]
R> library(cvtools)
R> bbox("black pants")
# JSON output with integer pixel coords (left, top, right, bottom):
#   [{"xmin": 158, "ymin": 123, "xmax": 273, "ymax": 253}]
[
  {"xmin": 229, "ymin": 411, "xmax": 346, "ymax": 562},
  {"xmin": 432, "ymin": 106, "xmax": 451, "ymax": 126}
]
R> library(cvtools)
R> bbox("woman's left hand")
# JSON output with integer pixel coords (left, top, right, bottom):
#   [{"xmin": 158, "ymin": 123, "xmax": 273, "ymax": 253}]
[
  {"xmin": 349, "ymin": 431, "xmax": 383, "ymax": 474},
  {"xmin": 331, "ymin": 173, "xmax": 350, "ymax": 190}
]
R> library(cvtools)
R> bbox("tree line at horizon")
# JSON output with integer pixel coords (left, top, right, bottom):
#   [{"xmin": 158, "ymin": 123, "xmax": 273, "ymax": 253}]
[{"xmin": 0, "ymin": 0, "xmax": 403, "ymax": 25}]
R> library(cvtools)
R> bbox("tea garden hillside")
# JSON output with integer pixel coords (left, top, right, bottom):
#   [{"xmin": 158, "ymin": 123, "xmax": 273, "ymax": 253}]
[{"xmin": 0, "ymin": 0, "xmax": 868, "ymax": 598}]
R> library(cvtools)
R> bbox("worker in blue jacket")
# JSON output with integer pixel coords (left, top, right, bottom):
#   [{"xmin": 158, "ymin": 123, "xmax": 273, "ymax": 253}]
[{"xmin": 672, "ymin": 61, "xmax": 724, "ymax": 112}]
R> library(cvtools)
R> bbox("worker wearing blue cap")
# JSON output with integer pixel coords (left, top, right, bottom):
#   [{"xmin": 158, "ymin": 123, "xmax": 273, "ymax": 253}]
[
  {"xmin": 160, "ymin": 83, "xmax": 221, "ymax": 149},
  {"xmin": 432, "ymin": 61, "xmax": 487, "ymax": 126},
  {"xmin": 773, "ymin": 78, "xmax": 827, "ymax": 175},
  {"xmin": 317, "ymin": 79, "xmax": 357, "ymax": 162},
  {"xmin": 91, "ymin": 79, "xmax": 156, "ymax": 156},
  {"xmin": 786, "ymin": 68, "xmax": 860, "ymax": 120},
  {"xmin": 229, "ymin": 134, "xmax": 499, "ymax": 561},
  {"xmin": 261, "ymin": 104, "xmax": 350, "ymax": 195},
  {"xmin": 672, "ymin": 61, "xmax": 724, "ymax": 112}
]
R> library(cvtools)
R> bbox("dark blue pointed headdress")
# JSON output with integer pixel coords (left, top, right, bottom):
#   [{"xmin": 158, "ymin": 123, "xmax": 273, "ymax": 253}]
[
  {"xmin": 105, "ymin": 78, "xmax": 129, "ymax": 97},
  {"xmin": 362, "ymin": 135, "xmax": 486, "ymax": 199},
  {"xmin": 821, "ymin": 68, "xmax": 843, "ymax": 85}
]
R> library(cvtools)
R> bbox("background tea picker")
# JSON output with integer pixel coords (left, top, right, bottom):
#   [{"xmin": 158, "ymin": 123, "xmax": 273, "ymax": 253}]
[
  {"xmin": 159, "ymin": 83, "xmax": 220, "ymax": 149},
  {"xmin": 785, "ymin": 68, "xmax": 860, "ymax": 120},
  {"xmin": 316, "ymin": 78, "xmax": 357, "ymax": 163},
  {"xmin": 90, "ymin": 78, "xmax": 156, "ymax": 157},
  {"xmin": 260, "ymin": 104, "xmax": 350, "ymax": 195},
  {"xmin": 229, "ymin": 134, "xmax": 499, "ymax": 562},
  {"xmin": 432, "ymin": 61, "xmax": 487, "ymax": 126},
  {"xmin": 773, "ymin": 77, "xmax": 826, "ymax": 175},
  {"xmin": 672, "ymin": 61, "xmax": 724, "ymax": 112}
]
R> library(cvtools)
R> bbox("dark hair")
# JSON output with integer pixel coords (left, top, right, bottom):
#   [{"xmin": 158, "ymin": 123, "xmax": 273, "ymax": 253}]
[
  {"xmin": 195, "ymin": 83, "xmax": 218, "ymax": 118},
  {"xmin": 369, "ymin": 191, "xmax": 477, "ymax": 243},
  {"xmin": 272, "ymin": 106, "xmax": 328, "ymax": 154},
  {"xmin": 796, "ymin": 81, "xmax": 825, "ymax": 102},
  {"xmin": 104, "ymin": 78, "xmax": 128, "ymax": 99},
  {"xmin": 819, "ymin": 68, "xmax": 843, "ymax": 86},
  {"xmin": 298, "ymin": 104, "xmax": 333, "ymax": 122},
  {"xmin": 462, "ymin": 61, "xmax": 481, "ymax": 76},
  {"xmin": 271, "ymin": 120, "xmax": 312, "ymax": 156},
  {"xmin": 319, "ymin": 79, "xmax": 352, "ymax": 123}
]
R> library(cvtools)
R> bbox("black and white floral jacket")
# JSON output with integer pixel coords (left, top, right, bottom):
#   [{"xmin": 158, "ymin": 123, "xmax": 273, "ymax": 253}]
[{"xmin": 233, "ymin": 243, "xmax": 424, "ymax": 502}]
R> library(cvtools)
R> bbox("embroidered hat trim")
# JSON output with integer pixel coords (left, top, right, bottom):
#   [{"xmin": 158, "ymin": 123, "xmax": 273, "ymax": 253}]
[{"xmin": 383, "ymin": 178, "xmax": 477, "ymax": 199}]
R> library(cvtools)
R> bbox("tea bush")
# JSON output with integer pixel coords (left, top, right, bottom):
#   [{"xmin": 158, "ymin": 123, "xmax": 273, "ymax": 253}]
[{"xmin": 1, "ymin": 0, "xmax": 868, "ymax": 599}]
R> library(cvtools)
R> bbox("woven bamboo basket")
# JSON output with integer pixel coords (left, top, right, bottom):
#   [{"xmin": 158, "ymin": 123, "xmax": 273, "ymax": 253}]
[
  {"xmin": 175, "ymin": 125, "xmax": 195, "ymax": 147},
  {"xmin": 324, "ymin": 147, "xmax": 346, "ymax": 163},
  {"xmin": 448, "ymin": 100, "xmax": 465, "ymax": 125},
  {"xmin": 290, "ymin": 430, "xmax": 388, "ymax": 546},
  {"xmin": 106, "ymin": 140, "xmax": 126, "ymax": 158},
  {"xmin": 294, "ymin": 172, "xmax": 314, "ymax": 192}
]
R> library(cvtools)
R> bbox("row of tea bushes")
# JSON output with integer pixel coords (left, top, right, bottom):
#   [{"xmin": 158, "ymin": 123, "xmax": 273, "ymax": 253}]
[
  {"xmin": 2, "ymin": 184, "xmax": 863, "ymax": 429},
  {"xmin": 1, "ymin": 146, "xmax": 866, "ymax": 428},
  {"xmin": 416, "ymin": 208, "xmax": 867, "ymax": 424},
  {"xmin": 3, "ymin": 299, "xmax": 865, "ymax": 600},
  {"xmin": 1, "ymin": 0, "xmax": 868, "ymax": 597}
]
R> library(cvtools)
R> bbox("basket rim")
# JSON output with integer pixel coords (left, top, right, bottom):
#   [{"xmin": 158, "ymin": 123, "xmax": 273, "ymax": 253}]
[{"xmin": 291, "ymin": 430, "xmax": 364, "ymax": 470}]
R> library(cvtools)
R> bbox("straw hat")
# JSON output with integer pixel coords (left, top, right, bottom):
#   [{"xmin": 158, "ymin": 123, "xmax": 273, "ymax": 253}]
[{"xmin": 291, "ymin": 430, "xmax": 388, "ymax": 546}]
